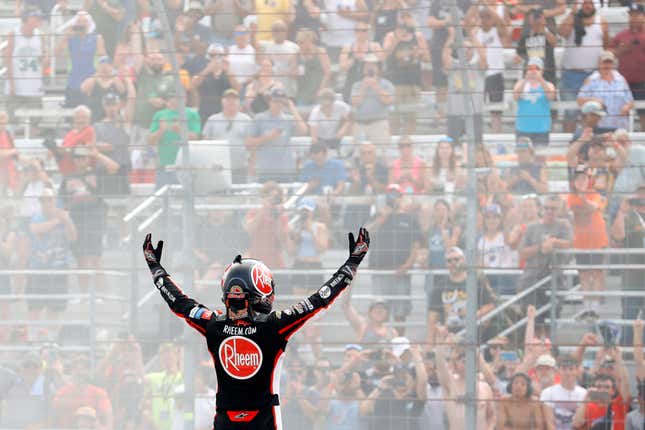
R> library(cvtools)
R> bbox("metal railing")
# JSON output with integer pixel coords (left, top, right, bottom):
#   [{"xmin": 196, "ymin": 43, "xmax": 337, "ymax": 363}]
[{"xmin": 0, "ymin": 268, "xmax": 128, "ymax": 365}]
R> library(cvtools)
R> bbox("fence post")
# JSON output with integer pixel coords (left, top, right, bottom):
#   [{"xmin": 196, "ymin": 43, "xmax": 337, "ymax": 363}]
[
  {"xmin": 89, "ymin": 271, "xmax": 97, "ymax": 369},
  {"xmin": 129, "ymin": 220, "xmax": 139, "ymax": 334},
  {"xmin": 549, "ymin": 270, "xmax": 559, "ymax": 343}
]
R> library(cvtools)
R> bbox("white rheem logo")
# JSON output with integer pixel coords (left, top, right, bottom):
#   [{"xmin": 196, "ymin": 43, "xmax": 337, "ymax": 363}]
[{"xmin": 218, "ymin": 336, "xmax": 263, "ymax": 380}]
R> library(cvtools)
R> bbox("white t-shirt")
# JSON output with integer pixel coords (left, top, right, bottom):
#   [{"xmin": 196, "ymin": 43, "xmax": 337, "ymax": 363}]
[
  {"xmin": 475, "ymin": 26, "xmax": 504, "ymax": 77},
  {"xmin": 321, "ymin": 0, "xmax": 357, "ymax": 48},
  {"xmin": 477, "ymin": 232, "xmax": 517, "ymax": 268},
  {"xmin": 172, "ymin": 388, "xmax": 216, "ymax": 430},
  {"xmin": 540, "ymin": 384, "xmax": 587, "ymax": 430},
  {"xmin": 227, "ymin": 44, "xmax": 257, "ymax": 85},
  {"xmin": 259, "ymin": 40, "xmax": 300, "ymax": 97},
  {"xmin": 308, "ymin": 100, "xmax": 351, "ymax": 140}
]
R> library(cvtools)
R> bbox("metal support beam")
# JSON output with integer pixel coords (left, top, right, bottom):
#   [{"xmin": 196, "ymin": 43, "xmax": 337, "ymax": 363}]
[{"xmin": 450, "ymin": 3, "xmax": 478, "ymax": 428}]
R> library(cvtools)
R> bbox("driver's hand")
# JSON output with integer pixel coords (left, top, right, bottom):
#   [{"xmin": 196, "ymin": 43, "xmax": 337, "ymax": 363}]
[{"xmin": 347, "ymin": 227, "xmax": 370, "ymax": 266}]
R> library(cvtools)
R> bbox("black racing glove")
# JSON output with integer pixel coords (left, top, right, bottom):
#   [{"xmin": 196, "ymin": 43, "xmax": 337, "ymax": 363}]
[
  {"xmin": 143, "ymin": 233, "xmax": 167, "ymax": 281},
  {"xmin": 346, "ymin": 227, "xmax": 370, "ymax": 271}
]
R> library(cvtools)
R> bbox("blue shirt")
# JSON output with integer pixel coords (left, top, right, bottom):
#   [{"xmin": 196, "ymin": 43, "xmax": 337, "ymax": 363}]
[
  {"xmin": 67, "ymin": 33, "xmax": 97, "ymax": 89},
  {"xmin": 578, "ymin": 70, "xmax": 633, "ymax": 130},
  {"xmin": 250, "ymin": 111, "xmax": 296, "ymax": 181},
  {"xmin": 516, "ymin": 83, "xmax": 551, "ymax": 133},
  {"xmin": 300, "ymin": 158, "xmax": 347, "ymax": 194}
]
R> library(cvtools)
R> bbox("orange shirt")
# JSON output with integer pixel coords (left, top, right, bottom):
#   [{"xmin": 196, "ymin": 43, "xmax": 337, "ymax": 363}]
[
  {"xmin": 584, "ymin": 395, "xmax": 630, "ymax": 430},
  {"xmin": 567, "ymin": 192, "xmax": 608, "ymax": 249},
  {"xmin": 0, "ymin": 131, "xmax": 17, "ymax": 191}
]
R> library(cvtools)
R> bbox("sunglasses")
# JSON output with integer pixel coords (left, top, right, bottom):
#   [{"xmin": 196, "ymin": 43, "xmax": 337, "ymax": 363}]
[
  {"xmin": 355, "ymin": 28, "xmax": 369, "ymax": 32},
  {"xmin": 446, "ymin": 257, "xmax": 462, "ymax": 263}
]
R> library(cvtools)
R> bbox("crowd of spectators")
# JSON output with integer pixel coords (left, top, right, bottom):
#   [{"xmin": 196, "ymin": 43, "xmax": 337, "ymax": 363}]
[{"xmin": 0, "ymin": 0, "xmax": 644, "ymax": 428}]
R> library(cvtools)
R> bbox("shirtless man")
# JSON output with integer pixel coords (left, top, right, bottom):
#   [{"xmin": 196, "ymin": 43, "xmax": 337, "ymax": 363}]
[{"xmin": 435, "ymin": 326, "xmax": 496, "ymax": 430}]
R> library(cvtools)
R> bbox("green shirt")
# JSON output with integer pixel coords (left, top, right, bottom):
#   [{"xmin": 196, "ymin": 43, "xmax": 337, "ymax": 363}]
[
  {"xmin": 144, "ymin": 371, "xmax": 183, "ymax": 430},
  {"xmin": 150, "ymin": 108, "xmax": 201, "ymax": 166},
  {"xmin": 134, "ymin": 67, "xmax": 166, "ymax": 128}
]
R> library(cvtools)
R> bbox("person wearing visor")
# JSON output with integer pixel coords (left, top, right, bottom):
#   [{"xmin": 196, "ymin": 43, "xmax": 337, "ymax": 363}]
[{"xmin": 142, "ymin": 227, "xmax": 370, "ymax": 429}]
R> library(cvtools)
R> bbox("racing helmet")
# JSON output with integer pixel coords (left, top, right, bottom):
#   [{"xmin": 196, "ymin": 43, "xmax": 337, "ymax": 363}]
[{"xmin": 221, "ymin": 255, "xmax": 275, "ymax": 315}]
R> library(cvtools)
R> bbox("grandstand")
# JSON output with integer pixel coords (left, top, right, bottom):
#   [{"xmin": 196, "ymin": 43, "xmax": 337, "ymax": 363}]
[{"xmin": 0, "ymin": 0, "xmax": 644, "ymax": 429}]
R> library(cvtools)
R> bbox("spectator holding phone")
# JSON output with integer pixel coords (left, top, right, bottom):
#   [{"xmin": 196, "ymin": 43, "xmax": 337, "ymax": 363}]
[
  {"xmin": 147, "ymin": 85, "xmax": 201, "ymax": 189},
  {"xmin": 611, "ymin": 185, "xmax": 645, "ymax": 344},
  {"xmin": 80, "ymin": 56, "xmax": 126, "ymax": 122},
  {"xmin": 321, "ymin": 369, "xmax": 364, "ymax": 430},
  {"xmin": 541, "ymin": 354, "xmax": 587, "ymax": 430},
  {"xmin": 350, "ymin": 53, "xmax": 394, "ymax": 150},
  {"xmin": 513, "ymin": 58, "xmax": 556, "ymax": 148},
  {"xmin": 571, "ymin": 373, "xmax": 630, "ymax": 430},
  {"xmin": 567, "ymin": 165, "xmax": 609, "ymax": 320},
  {"xmin": 246, "ymin": 87, "xmax": 308, "ymax": 183},
  {"xmin": 366, "ymin": 184, "xmax": 423, "ymax": 333},
  {"xmin": 360, "ymin": 346, "xmax": 428, "ymax": 429}
]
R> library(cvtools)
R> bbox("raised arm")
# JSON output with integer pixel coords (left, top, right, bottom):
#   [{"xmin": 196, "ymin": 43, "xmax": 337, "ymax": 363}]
[
  {"xmin": 142, "ymin": 233, "xmax": 213, "ymax": 336},
  {"xmin": 270, "ymin": 228, "xmax": 370, "ymax": 340},
  {"xmin": 340, "ymin": 286, "xmax": 367, "ymax": 338},
  {"xmin": 634, "ymin": 318, "xmax": 644, "ymax": 379}
]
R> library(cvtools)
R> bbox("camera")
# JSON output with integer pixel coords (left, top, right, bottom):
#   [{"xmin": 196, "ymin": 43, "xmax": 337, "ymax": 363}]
[{"xmin": 596, "ymin": 320, "xmax": 621, "ymax": 347}]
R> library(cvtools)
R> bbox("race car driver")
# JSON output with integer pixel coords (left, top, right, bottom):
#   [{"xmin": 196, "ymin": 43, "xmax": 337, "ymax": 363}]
[{"xmin": 142, "ymin": 227, "xmax": 370, "ymax": 429}]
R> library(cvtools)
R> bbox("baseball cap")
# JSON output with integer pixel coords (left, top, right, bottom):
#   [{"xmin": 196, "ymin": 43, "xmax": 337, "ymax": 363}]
[
  {"xmin": 438, "ymin": 135, "xmax": 454, "ymax": 144},
  {"xmin": 516, "ymin": 136, "xmax": 534, "ymax": 150},
  {"xmin": 527, "ymin": 57, "xmax": 544, "ymax": 70},
  {"xmin": 23, "ymin": 8, "xmax": 43, "ymax": 20},
  {"xmin": 369, "ymin": 297, "xmax": 387, "ymax": 310},
  {"xmin": 535, "ymin": 354, "xmax": 556, "ymax": 368},
  {"xmin": 345, "ymin": 343, "xmax": 363, "ymax": 352},
  {"xmin": 581, "ymin": 100, "xmax": 606, "ymax": 117},
  {"xmin": 629, "ymin": 3, "xmax": 644, "ymax": 13},
  {"xmin": 391, "ymin": 337, "xmax": 411, "ymax": 358},
  {"xmin": 222, "ymin": 88, "xmax": 239, "ymax": 98},
  {"xmin": 187, "ymin": 1, "xmax": 205, "ymax": 15},
  {"xmin": 484, "ymin": 203, "xmax": 502, "ymax": 216},
  {"xmin": 599, "ymin": 50, "xmax": 617, "ymax": 64},
  {"xmin": 297, "ymin": 197, "xmax": 317, "ymax": 212},
  {"xmin": 269, "ymin": 87, "xmax": 287, "ymax": 99}
]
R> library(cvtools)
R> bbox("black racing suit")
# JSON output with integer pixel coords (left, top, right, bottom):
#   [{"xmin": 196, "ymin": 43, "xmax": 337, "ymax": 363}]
[{"xmin": 150, "ymin": 262, "xmax": 357, "ymax": 429}]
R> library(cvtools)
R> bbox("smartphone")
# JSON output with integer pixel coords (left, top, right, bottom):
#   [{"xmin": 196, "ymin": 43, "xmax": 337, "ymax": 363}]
[
  {"xmin": 589, "ymin": 390, "xmax": 611, "ymax": 403},
  {"xmin": 500, "ymin": 351, "xmax": 518, "ymax": 362}
]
